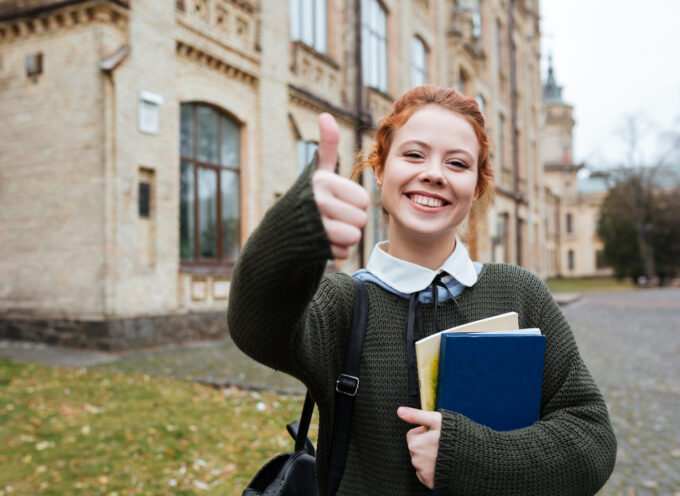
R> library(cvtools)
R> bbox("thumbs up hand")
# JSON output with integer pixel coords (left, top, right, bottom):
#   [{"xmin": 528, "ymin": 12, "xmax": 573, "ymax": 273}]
[{"xmin": 313, "ymin": 113, "xmax": 370, "ymax": 260}]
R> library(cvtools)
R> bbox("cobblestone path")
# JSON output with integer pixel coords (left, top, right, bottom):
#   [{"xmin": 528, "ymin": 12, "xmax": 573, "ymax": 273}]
[{"xmin": 564, "ymin": 288, "xmax": 680, "ymax": 496}]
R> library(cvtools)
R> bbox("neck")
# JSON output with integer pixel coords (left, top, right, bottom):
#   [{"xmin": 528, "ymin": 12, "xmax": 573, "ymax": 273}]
[{"xmin": 386, "ymin": 226, "xmax": 457, "ymax": 270}]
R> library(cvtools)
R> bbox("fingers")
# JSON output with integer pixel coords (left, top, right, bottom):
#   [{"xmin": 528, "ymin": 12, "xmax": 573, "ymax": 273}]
[
  {"xmin": 321, "ymin": 217, "xmax": 362, "ymax": 247},
  {"xmin": 404, "ymin": 427, "xmax": 439, "ymax": 490},
  {"xmin": 397, "ymin": 407, "xmax": 443, "ymax": 430},
  {"xmin": 316, "ymin": 191, "xmax": 368, "ymax": 229},
  {"xmin": 317, "ymin": 113, "xmax": 339, "ymax": 172},
  {"xmin": 313, "ymin": 170, "xmax": 370, "ymax": 210},
  {"xmin": 330, "ymin": 244, "xmax": 350, "ymax": 260}
]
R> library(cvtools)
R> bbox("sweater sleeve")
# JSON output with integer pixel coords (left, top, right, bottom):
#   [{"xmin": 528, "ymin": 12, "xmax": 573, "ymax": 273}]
[
  {"xmin": 433, "ymin": 277, "xmax": 617, "ymax": 496},
  {"xmin": 227, "ymin": 155, "xmax": 352, "ymax": 387}
]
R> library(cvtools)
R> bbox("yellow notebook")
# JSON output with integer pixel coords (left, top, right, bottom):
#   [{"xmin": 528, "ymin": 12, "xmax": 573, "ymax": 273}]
[{"xmin": 415, "ymin": 312, "xmax": 519, "ymax": 411}]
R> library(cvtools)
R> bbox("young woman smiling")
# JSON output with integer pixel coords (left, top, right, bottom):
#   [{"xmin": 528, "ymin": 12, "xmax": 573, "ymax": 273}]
[{"xmin": 228, "ymin": 85, "xmax": 616, "ymax": 495}]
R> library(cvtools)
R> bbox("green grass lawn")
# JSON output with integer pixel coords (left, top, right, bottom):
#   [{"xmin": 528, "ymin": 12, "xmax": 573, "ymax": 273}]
[
  {"xmin": 0, "ymin": 359, "xmax": 316, "ymax": 495},
  {"xmin": 546, "ymin": 277, "xmax": 635, "ymax": 294}
]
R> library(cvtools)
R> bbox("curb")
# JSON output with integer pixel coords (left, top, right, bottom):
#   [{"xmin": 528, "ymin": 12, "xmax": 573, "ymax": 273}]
[{"xmin": 552, "ymin": 293, "xmax": 583, "ymax": 306}]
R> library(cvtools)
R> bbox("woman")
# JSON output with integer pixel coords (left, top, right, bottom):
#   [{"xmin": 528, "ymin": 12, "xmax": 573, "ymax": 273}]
[{"xmin": 228, "ymin": 85, "xmax": 616, "ymax": 495}]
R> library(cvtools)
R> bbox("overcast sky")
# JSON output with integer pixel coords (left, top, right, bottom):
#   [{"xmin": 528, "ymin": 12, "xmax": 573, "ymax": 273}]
[{"xmin": 540, "ymin": 0, "xmax": 680, "ymax": 168}]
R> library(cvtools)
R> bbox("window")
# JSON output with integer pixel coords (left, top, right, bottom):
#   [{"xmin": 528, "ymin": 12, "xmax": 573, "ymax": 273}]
[
  {"xmin": 297, "ymin": 140, "xmax": 318, "ymax": 175},
  {"xmin": 566, "ymin": 213, "xmax": 573, "ymax": 233},
  {"xmin": 290, "ymin": 0, "xmax": 327, "ymax": 53},
  {"xmin": 475, "ymin": 95, "xmax": 485, "ymax": 115},
  {"xmin": 568, "ymin": 249, "xmax": 575, "ymax": 270},
  {"xmin": 411, "ymin": 36, "xmax": 427, "ymax": 87},
  {"xmin": 362, "ymin": 0, "xmax": 387, "ymax": 92},
  {"xmin": 472, "ymin": 0, "xmax": 482, "ymax": 38},
  {"xmin": 495, "ymin": 19, "xmax": 502, "ymax": 75},
  {"xmin": 180, "ymin": 103, "xmax": 241, "ymax": 265},
  {"xmin": 139, "ymin": 182, "xmax": 151, "ymax": 218}
]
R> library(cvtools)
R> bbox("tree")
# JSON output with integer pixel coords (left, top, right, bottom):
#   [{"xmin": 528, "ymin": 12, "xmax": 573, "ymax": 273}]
[{"xmin": 596, "ymin": 115, "xmax": 680, "ymax": 284}]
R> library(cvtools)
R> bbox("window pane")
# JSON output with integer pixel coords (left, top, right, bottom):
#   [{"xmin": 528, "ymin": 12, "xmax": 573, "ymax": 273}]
[
  {"xmin": 377, "ymin": 2, "xmax": 386, "ymax": 38},
  {"xmin": 290, "ymin": 0, "xmax": 299, "ymax": 40},
  {"xmin": 361, "ymin": 26, "xmax": 371, "ymax": 86},
  {"xmin": 378, "ymin": 34, "xmax": 387, "ymax": 91},
  {"xmin": 197, "ymin": 105, "xmax": 218, "ymax": 164},
  {"xmin": 315, "ymin": 0, "xmax": 327, "ymax": 53},
  {"xmin": 180, "ymin": 104, "xmax": 194, "ymax": 158},
  {"xmin": 476, "ymin": 95, "xmax": 485, "ymax": 114},
  {"xmin": 370, "ymin": 30, "xmax": 378, "ymax": 87},
  {"xmin": 198, "ymin": 167, "xmax": 218, "ymax": 258},
  {"xmin": 221, "ymin": 170, "xmax": 240, "ymax": 263},
  {"xmin": 180, "ymin": 161, "xmax": 195, "ymax": 260},
  {"xmin": 220, "ymin": 115, "xmax": 240, "ymax": 168},
  {"xmin": 302, "ymin": 0, "xmax": 314, "ymax": 46}
]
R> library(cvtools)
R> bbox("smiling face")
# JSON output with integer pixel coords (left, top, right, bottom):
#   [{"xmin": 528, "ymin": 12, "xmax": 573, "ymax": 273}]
[{"xmin": 375, "ymin": 105, "xmax": 480, "ymax": 252}]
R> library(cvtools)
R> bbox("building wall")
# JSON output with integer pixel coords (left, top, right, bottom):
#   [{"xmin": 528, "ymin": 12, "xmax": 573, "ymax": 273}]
[
  {"xmin": 1, "ymin": 0, "xmax": 551, "ymax": 347},
  {"xmin": 541, "ymin": 73, "xmax": 612, "ymax": 279},
  {"xmin": 0, "ymin": 4, "xmax": 130, "ymax": 319}
]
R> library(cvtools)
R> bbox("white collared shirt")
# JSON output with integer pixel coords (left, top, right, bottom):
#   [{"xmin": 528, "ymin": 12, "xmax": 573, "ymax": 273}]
[{"xmin": 353, "ymin": 238, "xmax": 482, "ymax": 302}]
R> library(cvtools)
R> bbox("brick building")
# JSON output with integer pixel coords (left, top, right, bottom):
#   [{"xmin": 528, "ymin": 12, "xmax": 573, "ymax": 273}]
[{"xmin": 0, "ymin": 0, "xmax": 546, "ymax": 349}]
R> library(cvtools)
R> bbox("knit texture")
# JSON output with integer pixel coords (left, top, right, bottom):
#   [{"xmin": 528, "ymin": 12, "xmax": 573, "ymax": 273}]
[{"xmin": 228, "ymin": 160, "xmax": 617, "ymax": 496}]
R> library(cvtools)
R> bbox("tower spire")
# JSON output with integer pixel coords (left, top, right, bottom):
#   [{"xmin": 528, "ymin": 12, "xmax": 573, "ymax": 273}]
[{"xmin": 543, "ymin": 53, "xmax": 564, "ymax": 103}]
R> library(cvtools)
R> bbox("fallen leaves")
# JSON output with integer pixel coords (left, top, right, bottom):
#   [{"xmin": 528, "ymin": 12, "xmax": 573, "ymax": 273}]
[{"xmin": 0, "ymin": 358, "xmax": 313, "ymax": 495}]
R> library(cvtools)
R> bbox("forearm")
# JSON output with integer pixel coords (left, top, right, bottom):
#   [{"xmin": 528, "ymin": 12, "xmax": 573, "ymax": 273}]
[
  {"xmin": 433, "ymin": 280, "xmax": 616, "ymax": 495},
  {"xmin": 434, "ymin": 366, "xmax": 616, "ymax": 495},
  {"xmin": 227, "ymin": 158, "xmax": 333, "ymax": 374}
]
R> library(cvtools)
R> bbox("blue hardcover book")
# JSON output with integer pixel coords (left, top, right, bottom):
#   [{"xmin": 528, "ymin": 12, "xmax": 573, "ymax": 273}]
[{"xmin": 435, "ymin": 332, "xmax": 546, "ymax": 431}]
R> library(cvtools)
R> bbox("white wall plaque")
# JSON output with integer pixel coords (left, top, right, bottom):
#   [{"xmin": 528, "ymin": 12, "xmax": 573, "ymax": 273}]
[{"xmin": 138, "ymin": 91, "xmax": 164, "ymax": 135}]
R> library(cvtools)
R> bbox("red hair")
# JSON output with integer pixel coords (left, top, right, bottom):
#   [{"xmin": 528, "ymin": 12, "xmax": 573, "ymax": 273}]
[{"xmin": 351, "ymin": 85, "xmax": 494, "ymax": 228}]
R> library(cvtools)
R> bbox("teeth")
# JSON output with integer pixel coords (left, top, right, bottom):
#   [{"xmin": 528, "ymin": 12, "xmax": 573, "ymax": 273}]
[{"xmin": 410, "ymin": 194, "xmax": 444, "ymax": 208}]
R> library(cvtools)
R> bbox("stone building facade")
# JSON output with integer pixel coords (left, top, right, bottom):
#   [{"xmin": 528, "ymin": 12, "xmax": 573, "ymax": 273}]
[
  {"xmin": 0, "ymin": 0, "xmax": 546, "ymax": 349},
  {"xmin": 541, "ymin": 60, "xmax": 612, "ymax": 279}
]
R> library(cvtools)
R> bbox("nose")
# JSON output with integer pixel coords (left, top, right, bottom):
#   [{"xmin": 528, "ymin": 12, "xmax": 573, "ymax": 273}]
[{"xmin": 418, "ymin": 159, "xmax": 445, "ymax": 186}]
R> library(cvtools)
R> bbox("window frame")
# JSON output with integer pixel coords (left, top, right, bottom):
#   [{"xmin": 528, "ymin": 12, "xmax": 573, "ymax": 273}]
[{"xmin": 179, "ymin": 102, "xmax": 242, "ymax": 272}]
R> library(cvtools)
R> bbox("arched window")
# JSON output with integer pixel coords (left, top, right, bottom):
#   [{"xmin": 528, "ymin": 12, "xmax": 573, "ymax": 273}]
[{"xmin": 179, "ymin": 103, "xmax": 241, "ymax": 266}]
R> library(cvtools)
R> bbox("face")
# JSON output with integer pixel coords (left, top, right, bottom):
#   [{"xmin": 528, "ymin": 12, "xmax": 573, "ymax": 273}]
[{"xmin": 375, "ymin": 105, "xmax": 479, "ymax": 246}]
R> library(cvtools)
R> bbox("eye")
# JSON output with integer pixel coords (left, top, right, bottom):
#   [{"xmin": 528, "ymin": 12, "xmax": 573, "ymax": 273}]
[
  {"xmin": 447, "ymin": 160, "xmax": 470, "ymax": 170},
  {"xmin": 403, "ymin": 151, "xmax": 424, "ymax": 159}
]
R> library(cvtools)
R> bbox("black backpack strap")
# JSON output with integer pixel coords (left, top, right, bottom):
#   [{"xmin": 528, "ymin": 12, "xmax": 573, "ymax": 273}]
[
  {"xmin": 290, "ymin": 391, "xmax": 316, "ymax": 455},
  {"xmin": 326, "ymin": 277, "xmax": 368, "ymax": 496}
]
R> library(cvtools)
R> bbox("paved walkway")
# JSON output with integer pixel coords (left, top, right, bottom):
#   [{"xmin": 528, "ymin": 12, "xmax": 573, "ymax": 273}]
[{"xmin": 2, "ymin": 288, "xmax": 679, "ymax": 494}]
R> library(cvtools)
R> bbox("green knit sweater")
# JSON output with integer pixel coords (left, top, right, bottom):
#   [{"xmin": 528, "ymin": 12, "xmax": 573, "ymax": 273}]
[{"xmin": 228, "ymin": 162, "xmax": 617, "ymax": 496}]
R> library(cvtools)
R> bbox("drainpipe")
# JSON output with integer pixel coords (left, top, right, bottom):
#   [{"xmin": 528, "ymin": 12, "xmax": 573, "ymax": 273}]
[
  {"xmin": 508, "ymin": 0, "xmax": 521, "ymax": 266},
  {"xmin": 355, "ymin": 0, "xmax": 366, "ymax": 268}
]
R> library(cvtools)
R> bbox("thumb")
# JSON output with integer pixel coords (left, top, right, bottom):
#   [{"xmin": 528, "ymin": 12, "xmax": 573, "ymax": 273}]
[
  {"xmin": 317, "ymin": 113, "xmax": 339, "ymax": 172},
  {"xmin": 397, "ymin": 407, "xmax": 441, "ymax": 430}
]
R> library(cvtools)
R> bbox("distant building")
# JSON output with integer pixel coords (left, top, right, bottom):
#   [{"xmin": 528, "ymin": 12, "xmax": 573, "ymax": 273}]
[
  {"xmin": 0, "ymin": 0, "xmax": 544, "ymax": 349},
  {"xmin": 541, "ymin": 58, "xmax": 612, "ymax": 278}
]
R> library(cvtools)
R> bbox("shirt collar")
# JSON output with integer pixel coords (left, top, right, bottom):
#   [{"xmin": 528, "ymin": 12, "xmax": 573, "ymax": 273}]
[{"xmin": 365, "ymin": 238, "xmax": 478, "ymax": 294}]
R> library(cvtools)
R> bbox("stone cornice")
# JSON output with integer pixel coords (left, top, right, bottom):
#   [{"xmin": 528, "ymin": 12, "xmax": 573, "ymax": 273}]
[
  {"xmin": 288, "ymin": 84, "xmax": 357, "ymax": 127},
  {"xmin": 0, "ymin": 0, "xmax": 127, "ymax": 22},
  {"xmin": 176, "ymin": 39, "xmax": 258, "ymax": 87},
  {"xmin": 0, "ymin": 0, "xmax": 128, "ymax": 42}
]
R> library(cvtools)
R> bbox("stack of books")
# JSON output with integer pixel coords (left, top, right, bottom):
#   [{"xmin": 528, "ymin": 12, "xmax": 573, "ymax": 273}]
[{"xmin": 415, "ymin": 312, "xmax": 545, "ymax": 432}]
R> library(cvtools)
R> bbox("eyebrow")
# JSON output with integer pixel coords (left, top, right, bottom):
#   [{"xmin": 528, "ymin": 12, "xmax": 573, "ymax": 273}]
[{"xmin": 399, "ymin": 139, "xmax": 475, "ymax": 161}]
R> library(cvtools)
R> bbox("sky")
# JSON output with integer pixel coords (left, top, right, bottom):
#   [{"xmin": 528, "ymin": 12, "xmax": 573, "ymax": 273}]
[{"xmin": 540, "ymin": 0, "xmax": 680, "ymax": 169}]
